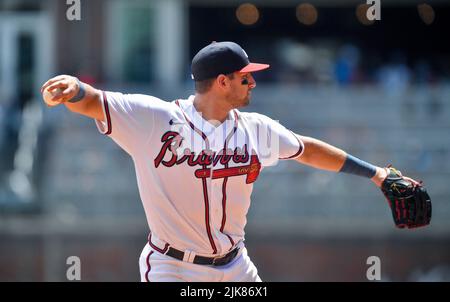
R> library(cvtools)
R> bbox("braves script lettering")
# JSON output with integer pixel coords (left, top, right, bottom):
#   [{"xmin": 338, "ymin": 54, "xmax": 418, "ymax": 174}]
[{"xmin": 154, "ymin": 131, "xmax": 261, "ymax": 183}]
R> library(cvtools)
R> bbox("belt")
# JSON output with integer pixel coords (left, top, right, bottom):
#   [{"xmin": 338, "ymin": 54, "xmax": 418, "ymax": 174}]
[
  {"xmin": 148, "ymin": 233, "xmax": 240, "ymax": 266},
  {"xmin": 166, "ymin": 246, "xmax": 240, "ymax": 266}
]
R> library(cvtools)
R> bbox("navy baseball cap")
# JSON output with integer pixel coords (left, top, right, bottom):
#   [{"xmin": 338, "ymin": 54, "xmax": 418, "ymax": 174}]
[{"xmin": 191, "ymin": 41, "xmax": 270, "ymax": 81}]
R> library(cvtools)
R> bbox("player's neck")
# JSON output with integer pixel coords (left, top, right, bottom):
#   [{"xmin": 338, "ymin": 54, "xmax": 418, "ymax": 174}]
[{"xmin": 193, "ymin": 94, "xmax": 232, "ymax": 126}]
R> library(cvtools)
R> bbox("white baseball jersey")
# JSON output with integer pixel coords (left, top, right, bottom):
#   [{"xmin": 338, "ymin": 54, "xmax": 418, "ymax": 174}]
[{"xmin": 95, "ymin": 92, "xmax": 304, "ymax": 256}]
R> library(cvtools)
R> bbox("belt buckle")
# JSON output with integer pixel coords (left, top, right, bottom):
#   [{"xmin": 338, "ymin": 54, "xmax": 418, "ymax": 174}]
[
  {"xmin": 213, "ymin": 247, "xmax": 239, "ymax": 266},
  {"xmin": 212, "ymin": 255, "xmax": 226, "ymax": 266}
]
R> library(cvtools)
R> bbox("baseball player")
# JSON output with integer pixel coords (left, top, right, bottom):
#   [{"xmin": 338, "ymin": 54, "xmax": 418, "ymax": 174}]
[{"xmin": 41, "ymin": 41, "xmax": 431, "ymax": 282}]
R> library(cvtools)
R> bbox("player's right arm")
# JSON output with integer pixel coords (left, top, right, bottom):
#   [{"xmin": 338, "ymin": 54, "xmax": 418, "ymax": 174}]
[{"xmin": 40, "ymin": 75, "xmax": 104, "ymax": 121}]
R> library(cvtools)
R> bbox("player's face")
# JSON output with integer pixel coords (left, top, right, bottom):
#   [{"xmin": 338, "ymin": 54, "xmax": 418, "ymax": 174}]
[{"xmin": 226, "ymin": 72, "xmax": 256, "ymax": 108}]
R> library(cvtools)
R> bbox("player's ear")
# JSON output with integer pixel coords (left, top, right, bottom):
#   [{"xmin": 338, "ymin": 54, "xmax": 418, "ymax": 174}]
[{"xmin": 216, "ymin": 74, "xmax": 231, "ymax": 90}]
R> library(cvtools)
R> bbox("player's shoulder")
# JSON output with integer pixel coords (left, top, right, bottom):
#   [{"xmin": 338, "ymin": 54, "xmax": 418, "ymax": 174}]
[
  {"xmin": 171, "ymin": 96, "xmax": 192, "ymax": 109},
  {"xmin": 237, "ymin": 111, "xmax": 277, "ymax": 125},
  {"xmin": 105, "ymin": 91, "xmax": 180, "ymax": 113},
  {"xmin": 125, "ymin": 93, "xmax": 178, "ymax": 110}
]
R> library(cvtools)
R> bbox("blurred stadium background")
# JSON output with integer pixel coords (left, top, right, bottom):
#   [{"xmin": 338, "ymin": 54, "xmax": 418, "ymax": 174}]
[{"xmin": 0, "ymin": 0, "xmax": 449, "ymax": 281}]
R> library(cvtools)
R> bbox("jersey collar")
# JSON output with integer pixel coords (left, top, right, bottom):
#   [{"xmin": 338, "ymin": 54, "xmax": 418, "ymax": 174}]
[{"xmin": 177, "ymin": 96, "xmax": 239, "ymax": 149}]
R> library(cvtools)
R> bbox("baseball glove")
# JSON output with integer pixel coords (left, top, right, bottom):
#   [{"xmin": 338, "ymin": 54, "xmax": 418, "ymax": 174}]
[{"xmin": 381, "ymin": 166, "xmax": 432, "ymax": 229}]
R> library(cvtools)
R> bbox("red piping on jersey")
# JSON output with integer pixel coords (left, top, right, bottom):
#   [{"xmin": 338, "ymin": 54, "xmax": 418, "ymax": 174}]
[
  {"xmin": 145, "ymin": 250, "xmax": 154, "ymax": 282},
  {"xmin": 175, "ymin": 100, "xmax": 217, "ymax": 254},
  {"xmin": 148, "ymin": 233, "xmax": 169, "ymax": 254},
  {"xmin": 101, "ymin": 91, "xmax": 112, "ymax": 135},
  {"xmin": 200, "ymin": 176, "xmax": 216, "ymax": 254},
  {"xmin": 280, "ymin": 130, "xmax": 304, "ymax": 160},
  {"xmin": 175, "ymin": 100, "xmax": 209, "ymax": 144},
  {"xmin": 220, "ymin": 110, "xmax": 239, "ymax": 249}
]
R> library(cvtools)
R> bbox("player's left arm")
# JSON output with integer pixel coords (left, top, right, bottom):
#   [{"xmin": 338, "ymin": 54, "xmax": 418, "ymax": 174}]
[
  {"xmin": 292, "ymin": 134, "xmax": 392, "ymax": 187},
  {"xmin": 292, "ymin": 134, "xmax": 432, "ymax": 229}
]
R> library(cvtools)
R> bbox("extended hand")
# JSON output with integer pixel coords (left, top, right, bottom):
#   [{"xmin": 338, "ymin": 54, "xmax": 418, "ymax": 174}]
[{"xmin": 41, "ymin": 75, "xmax": 81, "ymax": 106}]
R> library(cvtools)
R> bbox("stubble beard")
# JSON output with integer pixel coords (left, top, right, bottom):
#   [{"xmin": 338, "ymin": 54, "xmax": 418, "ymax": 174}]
[
  {"xmin": 227, "ymin": 89, "xmax": 252, "ymax": 109},
  {"xmin": 237, "ymin": 91, "xmax": 251, "ymax": 108}
]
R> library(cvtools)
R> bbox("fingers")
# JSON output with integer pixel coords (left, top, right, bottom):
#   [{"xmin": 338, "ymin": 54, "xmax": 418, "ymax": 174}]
[
  {"xmin": 46, "ymin": 81, "xmax": 68, "ymax": 91},
  {"xmin": 40, "ymin": 75, "xmax": 74, "ymax": 93},
  {"xmin": 45, "ymin": 82, "xmax": 70, "ymax": 101},
  {"xmin": 57, "ymin": 87, "xmax": 77, "ymax": 102},
  {"xmin": 62, "ymin": 86, "xmax": 74, "ymax": 95},
  {"xmin": 403, "ymin": 176, "xmax": 421, "ymax": 187},
  {"xmin": 41, "ymin": 75, "xmax": 79, "ymax": 104},
  {"xmin": 41, "ymin": 75, "xmax": 69, "ymax": 93}
]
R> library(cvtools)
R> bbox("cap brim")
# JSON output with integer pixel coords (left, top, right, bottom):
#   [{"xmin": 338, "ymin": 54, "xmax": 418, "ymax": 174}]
[{"xmin": 239, "ymin": 63, "xmax": 270, "ymax": 73}]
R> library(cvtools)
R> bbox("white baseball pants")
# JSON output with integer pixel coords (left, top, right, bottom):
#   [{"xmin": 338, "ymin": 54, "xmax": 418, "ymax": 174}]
[{"xmin": 139, "ymin": 241, "xmax": 261, "ymax": 282}]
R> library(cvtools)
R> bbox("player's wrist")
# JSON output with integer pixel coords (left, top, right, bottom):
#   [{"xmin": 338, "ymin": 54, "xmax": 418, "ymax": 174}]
[
  {"xmin": 68, "ymin": 77, "xmax": 86, "ymax": 103},
  {"xmin": 371, "ymin": 167, "xmax": 389, "ymax": 187},
  {"xmin": 339, "ymin": 154, "xmax": 377, "ymax": 179}
]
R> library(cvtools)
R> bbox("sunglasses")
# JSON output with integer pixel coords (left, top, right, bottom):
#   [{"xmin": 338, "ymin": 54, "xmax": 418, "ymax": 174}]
[{"xmin": 241, "ymin": 78, "xmax": 249, "ymax": 85}]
